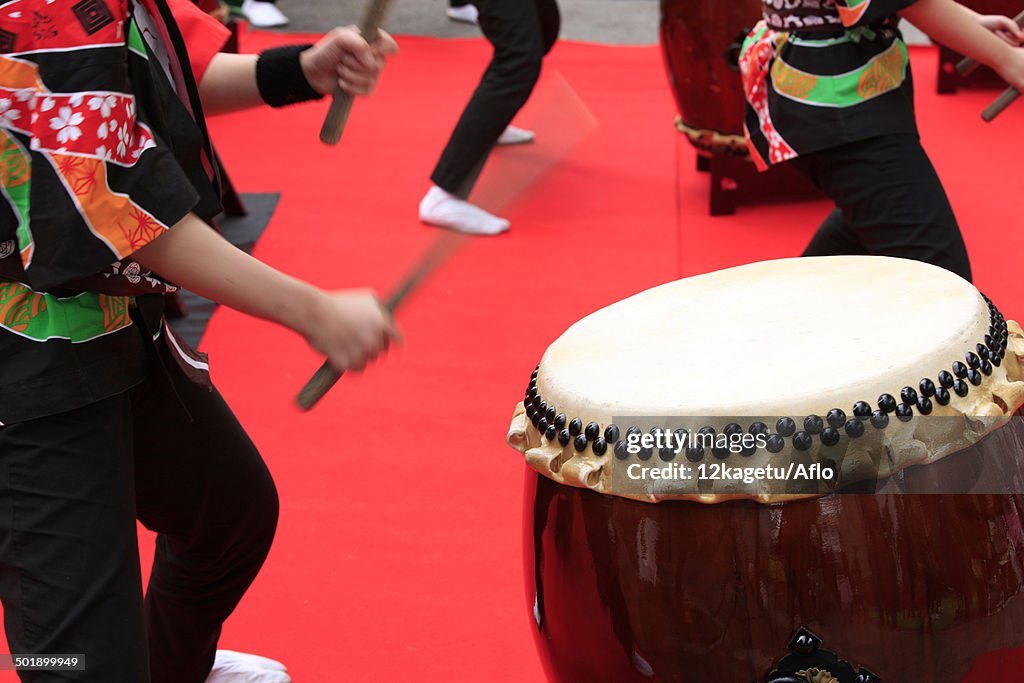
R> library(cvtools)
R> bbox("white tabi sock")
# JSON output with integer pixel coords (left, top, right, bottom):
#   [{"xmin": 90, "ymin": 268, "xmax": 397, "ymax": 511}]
[
  {"xmin": 445, "ymin": 5, "xmax": 479, "ymax": 24},
  {"xmin": 419, "ymin": 185, "xmax": 510, "ymax": 236},
  {"xmin": 205, "ymin": 651, "xmax": 291, "ymax": 683},
  {"xmin": 497, "ymin": 126, "xmax": 535, "ymax": 146}
]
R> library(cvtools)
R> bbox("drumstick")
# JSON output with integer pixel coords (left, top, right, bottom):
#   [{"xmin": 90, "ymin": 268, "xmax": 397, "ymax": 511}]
[
  {"xmin": 982, "ymin": 86, "xmax": 1021, "ymax": 121},
  {"xmin": 319, "ymin": 0, "xmax": 393, "ymax": 145},
  {"xmin": 296, "ymin": 232, "xmax": 467, "ymax": 410},
  {"xmin": 957, "ymin": 9, "xmax": 1024, "ymax": 76}
]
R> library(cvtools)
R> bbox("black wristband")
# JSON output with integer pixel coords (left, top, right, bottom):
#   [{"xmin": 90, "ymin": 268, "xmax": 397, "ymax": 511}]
[{"xmin": 255, "ymin": 44, "xmax": 324, "ymax": 108}]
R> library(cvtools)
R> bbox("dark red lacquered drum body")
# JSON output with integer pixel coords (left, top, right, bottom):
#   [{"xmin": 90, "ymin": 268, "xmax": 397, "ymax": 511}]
[
  {"xmin": 525, "ymin": 421, "xmax": 1024, "ymax": 682},
  {"xmin": 659, "ymin": 0, "xmax": 762, "ymax": 155}
]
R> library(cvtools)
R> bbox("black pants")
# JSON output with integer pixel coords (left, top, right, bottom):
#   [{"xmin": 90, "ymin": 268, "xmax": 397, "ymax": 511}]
[
  {"xmin": 431, "ymin": 0, "xmax": 560, "ymax": 198},
  {"xmin": 0, "ymin": 336, "xmax": 278, "ymax": 683},
  {"xmin": 789, "ymin": 133, "xmax": 973, "ymax": 282}
]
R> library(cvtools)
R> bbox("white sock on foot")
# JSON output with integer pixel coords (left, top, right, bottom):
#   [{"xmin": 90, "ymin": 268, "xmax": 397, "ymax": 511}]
[
  {"xmin": 446, "ymin": 4, "xmax": 479, "ymax": 24},
  {"xmin": 419, "ymin": 186, "xmax": 510, "ymax": 236},
  {"xmin": 497, "ymin": 126, "xmax": 535, "ymax": 146},
  {"xmin": 241, "ymin": 0, "xmax": 289, "ymax": 27},
  {"xmin": 206, "ymin": 651, "xmax": 291, "ymax": 683}
]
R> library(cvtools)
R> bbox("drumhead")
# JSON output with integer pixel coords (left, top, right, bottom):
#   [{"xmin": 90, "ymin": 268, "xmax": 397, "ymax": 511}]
[{"xmin": 508, "ymin": 256, "xmax": 1024, "ymax": 502}]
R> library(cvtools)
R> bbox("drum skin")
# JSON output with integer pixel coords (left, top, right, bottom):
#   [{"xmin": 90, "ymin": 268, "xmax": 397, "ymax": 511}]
[
  {"xmin": 525, "ymin": 421, "xmax": 1024, "ymax": 682},
  {"xmin": 658, "ymin": 0, "xmax": 762, "ymax": 153}
]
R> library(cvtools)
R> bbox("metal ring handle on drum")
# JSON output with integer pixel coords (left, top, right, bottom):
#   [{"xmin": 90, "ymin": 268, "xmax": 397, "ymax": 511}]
[
  {"xmin": 723, "ymin": 26, "xmax": 752, "ymax": 72},
  {"xmin": 762, "ymin": 628, "xmax": 881, "ymax": 683}
]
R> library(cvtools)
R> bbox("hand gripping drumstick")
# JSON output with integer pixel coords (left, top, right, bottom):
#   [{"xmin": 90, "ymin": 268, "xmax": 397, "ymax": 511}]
[
  {"xmin": 956, "ymin": 9, "xmax": 1024, "ymax": 77},
  {"xmin": 955, "ymin": 9, "xmax": 1024, "ymax": 120},
  {"xmin": 319, "ymin": 0, "xmax": 394, "ymax": 145},
  {"xmin": 296, "ymin": 232, "xmax": 467, "ymax": 410}
]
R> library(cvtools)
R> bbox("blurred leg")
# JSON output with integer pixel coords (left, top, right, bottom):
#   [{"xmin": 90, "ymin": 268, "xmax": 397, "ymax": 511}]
[{"xmin": 431, "ymin": 0, "xmax": 549, "ymax": 197}]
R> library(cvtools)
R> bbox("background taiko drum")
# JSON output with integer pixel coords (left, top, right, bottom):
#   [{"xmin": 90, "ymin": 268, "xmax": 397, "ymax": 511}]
[{"xmin": 658, "ymin": 0, "xmax": 762, "ymax": 155}]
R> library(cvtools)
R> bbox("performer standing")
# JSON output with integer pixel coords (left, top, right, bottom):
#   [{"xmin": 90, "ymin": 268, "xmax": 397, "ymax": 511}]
[
  {"xmin": 0, "ymin": 0, "xmax": 397, "ymax": 681},
  {"xmin": 419, "ymin": 0, "xmax": 560, "ymax": 235},
  {"xmin": 740, "ymin": 0, "xmax": 1024, "ymax": 282}
]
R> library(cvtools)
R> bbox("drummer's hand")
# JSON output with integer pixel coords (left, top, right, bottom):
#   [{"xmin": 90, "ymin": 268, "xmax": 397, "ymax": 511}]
[
  {"xmin": 302, "ymin": 288, "xmax": 400, "ymax": 373},
  {"xmin": 300, "ymin": 26, "xmax": 399, "ymax": 97},
  {"xmin": 996, "ymin": 46, "xmax": 1024, "ymax": 92},
  {"xmin": 977, "ymin": 14, "xmax": 1024, "ymax": 45}
]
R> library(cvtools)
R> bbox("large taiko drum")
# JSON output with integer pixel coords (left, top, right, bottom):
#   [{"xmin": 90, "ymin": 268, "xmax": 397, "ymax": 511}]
[
  {"xmin": 507, "ymin": 256, "xmax": 1024, "ymax": 681},
  {"xmin": 659, "ymin": 0, "xmax": 762, "ymax": 156}
]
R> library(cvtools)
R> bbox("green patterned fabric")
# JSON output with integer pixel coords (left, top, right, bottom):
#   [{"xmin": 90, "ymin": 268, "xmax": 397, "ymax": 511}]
[
  {"xmin": 769, "ymin": 39, "xmax": 909, "ymax": 108},
  {"xmin": 0, "ymin": 131, "xmax": 32, "ymax": 262},
  {"xmin": 0, "ymin": 283, "xmax": 133, "ymax": 343}
]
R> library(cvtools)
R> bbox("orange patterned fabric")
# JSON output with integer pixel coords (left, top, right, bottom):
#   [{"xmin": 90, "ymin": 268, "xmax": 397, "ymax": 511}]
[
  {"xmin": 0, "ymin": 56, "xmax": 42, "ymax": 90},
  {"xmin": 49, "ymin": 154, "xmax": 167, "ymax": 257},
  {"xmin": 857, "ymin": 43, "xmax": 905, "ymax": 99},
  {"xmin": 834, "ymin": 0, "xmax": 917, "ymax": 28},
  {"xmin": 0, "ymin": 282, "xmax": 46, "ymax": 333},
  {"xmin": 772, "ymin": 61, "xmax": 819, "ymax": 100},
  {"xmin": 836, "ymin": 2, "xmax": 870, "ymax": 26}
]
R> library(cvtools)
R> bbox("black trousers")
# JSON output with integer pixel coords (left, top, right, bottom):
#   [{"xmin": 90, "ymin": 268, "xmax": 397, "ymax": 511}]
[
  {"xmin": 788, "ymin": 133, "xmax": 973, "ymax": 282},
  {"xmin": 0, "ymin": 334, "xmax": 278, "ymax": 683},
  {"xmin": 431, "ymin": 0, "xmax": 560, "ymax": 198}
]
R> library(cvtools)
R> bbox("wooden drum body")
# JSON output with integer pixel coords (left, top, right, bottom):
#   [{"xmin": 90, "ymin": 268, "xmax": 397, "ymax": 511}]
[{"xmin": 525, "ymin": 424, "xmax": 1024, "ymax": 681}]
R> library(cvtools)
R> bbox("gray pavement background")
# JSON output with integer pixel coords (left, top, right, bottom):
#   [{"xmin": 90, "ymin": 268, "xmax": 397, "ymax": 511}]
[
  {"xmin": 264, "ymin": 2, "xmax": 930, "ymax": 46},
  {"xmin": 272, "ymin": 0, "xmax": 660, "ymax": 45}
]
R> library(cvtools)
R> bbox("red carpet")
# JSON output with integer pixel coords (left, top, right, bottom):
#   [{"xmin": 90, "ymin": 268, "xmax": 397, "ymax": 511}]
[
  {"xmin": 190, "ymin": 32, "xmax": 677, "ymax": 683},
  {"xmin": 3, "ymin": 31, "xmax": 1024, "ymax": 683}
]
